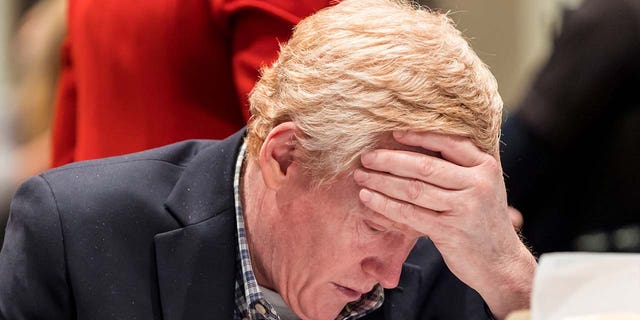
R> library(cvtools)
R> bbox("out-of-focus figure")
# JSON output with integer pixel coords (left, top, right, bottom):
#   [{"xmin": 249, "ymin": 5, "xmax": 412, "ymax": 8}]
[
  {"xmin": 0, "ymin": 0, "xmax": 66, "ymax": 245},
  {"xmin": 502, "ymin": 0, "xmax": 640, "ymax": 254},
  {"xmin": 51, "ymin": 0, "xmax": 332, "ymax": 167},
  {"xmin": 11, "ymin": 0, "xmax": 65, "ymax": 177}
]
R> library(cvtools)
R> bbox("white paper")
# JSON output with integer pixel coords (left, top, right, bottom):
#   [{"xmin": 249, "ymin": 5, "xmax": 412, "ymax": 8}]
[{"xmin": 531, "ymin": 252, "xmax": 640, "ymax": 320}]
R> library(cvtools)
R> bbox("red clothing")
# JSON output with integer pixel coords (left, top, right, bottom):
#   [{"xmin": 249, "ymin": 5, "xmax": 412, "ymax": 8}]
[{"xmin": 52, "ymin": 0, "xmax": 331, "ymax": 167}]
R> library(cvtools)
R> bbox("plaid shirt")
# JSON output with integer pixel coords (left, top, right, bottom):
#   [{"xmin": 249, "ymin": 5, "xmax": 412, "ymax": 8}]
[{"xmin": 232, "ymin": 140, "xmax": 384, "ymax": 320}]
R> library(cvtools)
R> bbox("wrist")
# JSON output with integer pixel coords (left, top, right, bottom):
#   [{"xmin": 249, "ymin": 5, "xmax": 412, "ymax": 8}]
[{"xmin": 479, "ymin": 243, "xmax": 537, "ymax": 319}]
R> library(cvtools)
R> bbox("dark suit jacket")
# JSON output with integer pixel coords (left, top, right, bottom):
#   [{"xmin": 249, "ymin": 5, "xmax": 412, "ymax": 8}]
[{"xmin": 0, "ymin": 130, "xmax": 491, "ymax": 319}]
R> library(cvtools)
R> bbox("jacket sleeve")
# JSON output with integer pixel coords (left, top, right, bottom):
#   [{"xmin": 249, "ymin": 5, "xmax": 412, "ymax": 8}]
[
  {"xmin": 211, "ymin": 0, "xmax": 332, "ymax": 122},
  {"xmin": 418, "ymin": 267, "xmax": 493, "ymax": 320},
  {"xmin": 0, "ymin": 175, "xmax": 73, "ymax": 319},
  {"xmin": 51, "ymin": 36, "xmax": 78, "ymax": 168},
  {"xmin": 230, "ymin": 6, "xmax": 298, "ymax": 122}
]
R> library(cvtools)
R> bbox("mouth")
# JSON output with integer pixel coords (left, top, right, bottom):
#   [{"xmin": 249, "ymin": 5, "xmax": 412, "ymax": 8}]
[{"xmin": 333, "ymin": 283, "xmax": 364, "ymax": 301}]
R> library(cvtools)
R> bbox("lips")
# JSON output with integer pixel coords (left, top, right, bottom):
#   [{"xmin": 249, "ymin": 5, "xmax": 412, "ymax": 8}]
[{"xmin": 334, "ymin": 283, "xmax": 364, "ymax": 301}]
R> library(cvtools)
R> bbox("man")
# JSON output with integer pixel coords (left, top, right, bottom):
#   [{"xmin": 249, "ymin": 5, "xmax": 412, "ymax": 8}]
[{"xmin": 0, "ymin": 0, "xmax": 536, "ymax": 319}]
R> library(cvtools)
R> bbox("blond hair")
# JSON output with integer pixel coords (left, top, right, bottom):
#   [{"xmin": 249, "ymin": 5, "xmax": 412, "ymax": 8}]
[{"xmin": 247, "ymin": 0, "xmax": 503, "ymax": 185}]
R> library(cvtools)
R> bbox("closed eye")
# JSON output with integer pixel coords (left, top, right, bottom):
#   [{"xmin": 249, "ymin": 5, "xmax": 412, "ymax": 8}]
[{"xmin": 363, "ymin": 219, "xmax": 387, "ymax": 233}]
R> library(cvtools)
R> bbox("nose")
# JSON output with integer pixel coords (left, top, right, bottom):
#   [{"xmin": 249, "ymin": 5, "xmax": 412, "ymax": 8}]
[
  {"xmin": 361, "ymin": 256, "xmax": 403, "ymax": 288},
  {"xmin": 361, "ymin": 235, "xmax": 415, "ymax": 289}
]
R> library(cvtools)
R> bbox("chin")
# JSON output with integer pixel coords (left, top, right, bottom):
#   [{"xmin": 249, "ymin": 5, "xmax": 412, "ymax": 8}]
[{"xmin": 295, "ymin": 291, "xmax": 345, "ymax": 320}]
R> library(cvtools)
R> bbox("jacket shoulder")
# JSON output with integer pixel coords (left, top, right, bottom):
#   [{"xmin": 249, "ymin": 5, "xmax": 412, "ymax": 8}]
[
  {"xmin": 38, "ymin": 140, "xmax": 220, "ymax": 228},
  {"xmin": 51, "ymin": 139, "xmax": 218, "ymax": 172}
]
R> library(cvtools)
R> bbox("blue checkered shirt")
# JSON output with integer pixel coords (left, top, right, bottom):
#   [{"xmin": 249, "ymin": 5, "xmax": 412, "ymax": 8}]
[{"xmin": 232, "ymin": 140, "xmax": 384, "ymax": 320}]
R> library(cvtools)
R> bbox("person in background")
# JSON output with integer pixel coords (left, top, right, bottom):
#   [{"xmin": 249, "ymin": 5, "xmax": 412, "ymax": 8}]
[
  {"xmin": 1, "ymin": 1, "xmax": 536, "ymax": 319},
  {"xmin": 51, "ymin": 0, "xmax": 332, "ymax": 167},
  {"xmin": 0, "ymin": 0, "xmax": 65, "ymax": 246},
  {"xmin": 502, "ymin": 0, "xmax": 640, "ymax": 254}
]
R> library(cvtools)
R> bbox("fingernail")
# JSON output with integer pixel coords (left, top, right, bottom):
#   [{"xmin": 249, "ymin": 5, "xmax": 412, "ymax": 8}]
[
  {"xmin": 393, "ymin": 130, "xmax": 407, "ymax": 138},
  {"xmin": 359, "ymin": 189, "xmax": 373, "ymax": 202},
  {"xmin": 353, "ymin": 170, "xmax": 369, "ymax": 183},
  {"xmin": 361, "ymin": 152, "xmax": 376, "ymax": 165}
]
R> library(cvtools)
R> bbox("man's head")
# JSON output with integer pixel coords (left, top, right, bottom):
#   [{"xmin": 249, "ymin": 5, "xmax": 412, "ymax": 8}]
[
  {"xmin": 247, "ymin": 0, "xmax": 503, "ymax": 186},
  {"xmin": 242, "ymin": 1, "xmax": 503, "ymax": 319}
]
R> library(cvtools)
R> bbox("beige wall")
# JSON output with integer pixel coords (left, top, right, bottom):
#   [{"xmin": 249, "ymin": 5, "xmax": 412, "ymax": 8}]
[
  {"xmin": 1, "ymin": 0, "xmax": 15, "ymax": 117},
  {"xmin": 1, "ymin": 0, "xmax": 11, "ymax": 91},
  {"xmin": 0, "ymin": 0, "xmax": 14, "ymax": 194},
  {"xmin": 434, "ymin": 0, "xmax": 582, "ymax": 109}
]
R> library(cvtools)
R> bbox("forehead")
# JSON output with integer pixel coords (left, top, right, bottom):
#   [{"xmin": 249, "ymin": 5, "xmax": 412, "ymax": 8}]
[{"xmin": 319, "ymin": 175, "xmax": 416, "ymax": 236}]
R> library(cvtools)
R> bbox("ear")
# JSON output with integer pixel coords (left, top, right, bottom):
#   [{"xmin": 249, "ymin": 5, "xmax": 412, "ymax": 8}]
[{"xmin": 259, "ymin": 122, "xmax": 298, "ymax": 190}]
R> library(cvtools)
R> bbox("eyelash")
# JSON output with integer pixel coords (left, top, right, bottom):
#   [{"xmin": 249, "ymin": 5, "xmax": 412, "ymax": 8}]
[{"xmin": 363, "ymin": 219, "xmax": 386, "ymax": 233}]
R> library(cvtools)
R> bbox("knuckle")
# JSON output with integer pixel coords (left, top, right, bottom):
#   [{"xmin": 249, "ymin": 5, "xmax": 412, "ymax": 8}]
[
  {"xmin": 406, "ymin": 179, "xmax": 423, "ymax": 201},
  {"xmin": 483, "ymin": 156, "xmax": 502, "ymax": 174},
  {"xmin": 380, "ymin": 196, "xmax": 394, "ymax": 214},
  {"xmin": 398, "ymin": 201, "xmax": 416, "ymax": 221},
  {"xmin": 417, "ymin": 157, "xmax": 435, "ymax": 178}
]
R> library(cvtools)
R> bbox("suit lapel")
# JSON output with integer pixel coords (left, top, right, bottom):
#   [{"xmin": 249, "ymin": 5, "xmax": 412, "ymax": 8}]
[
  {"xmin": 154, "ymin": 211, "xmax": 237, "ymax": 319},
  {"xmin": 363, "ymin": 262, "xmax": 424, "ymax": 320},
  {"xmin": 382, "ymin": 263, "xmax": 424, "ymax": 319},
  {"xmin": 154, "ymin": 130, "xmax": 246, "ymax": 320}
]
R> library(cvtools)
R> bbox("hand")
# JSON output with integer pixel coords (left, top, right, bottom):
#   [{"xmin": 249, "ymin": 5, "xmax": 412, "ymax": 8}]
[{"xmin": 353, "ymin": 131, "xmax": 536, "ymax": 319}]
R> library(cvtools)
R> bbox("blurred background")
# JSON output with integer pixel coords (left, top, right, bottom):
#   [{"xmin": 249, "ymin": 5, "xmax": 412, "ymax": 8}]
[{"xmin": 1, "ymin": 0, "xmax": 638, "ymax": 254}]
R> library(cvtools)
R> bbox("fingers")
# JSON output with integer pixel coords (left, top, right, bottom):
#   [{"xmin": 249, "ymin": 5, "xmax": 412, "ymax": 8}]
[
  {"xmin": 354, "ymin": 169, "xmax": 454, "ymax": 212},
  {"xmin": 359, "ymin": 188, "xmax": 437, "ymax": 236},
  {"xmin": 392, "ymin": 131, "xmax": 492, "ymax": 167},
  {"xmin": 355, "ymin": 131, "xmax": 505, "ymax": 239},
  {"xmin": 360, "ymin": 149, "xmax": 472, "ymax": 190},
  {"xmin": 362, "ymin": 210, "xmax": 419, "ymax": 236}
]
